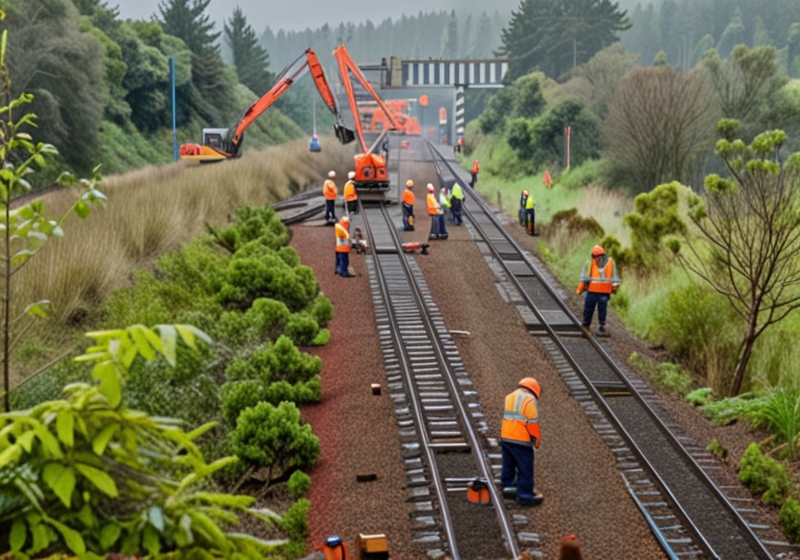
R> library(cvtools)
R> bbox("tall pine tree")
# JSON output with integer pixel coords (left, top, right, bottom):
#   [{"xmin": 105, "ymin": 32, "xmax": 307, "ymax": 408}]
[{"xmin": 225, "ymin": 7, "xmax": 273, "ymax": 95}]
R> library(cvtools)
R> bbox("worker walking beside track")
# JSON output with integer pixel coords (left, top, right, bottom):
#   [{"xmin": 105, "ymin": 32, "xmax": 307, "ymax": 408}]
[
  {"xmin": 343, "ymin": 171, "xmax": 358, "ymax": 215},
  {"xmin": 323, "ymin": 170, "xmax": 338, "ymax": 224},
  {"xmin": 470, "ymin": 158, "xmax": 480, "ymax": 187},
  {"xmin": 402, "ymin": 179, "xmax": 415, "ymax": 231},
  {"xmin": 334, "ymin": 216, "xmax": 354, "ymax": 277},
  {"xmin": 501, "ymin": 377, "xmax": 543, "ymax": 506},
  {"xmin": 524, "ymin": 190, "xmax": 535, "ymax": 235},
  {"xmin": 576, "ymin": 245, "xmax": 621, "ymax": 333}
]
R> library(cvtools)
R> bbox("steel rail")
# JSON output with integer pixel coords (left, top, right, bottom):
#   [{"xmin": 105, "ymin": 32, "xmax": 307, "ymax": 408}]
[
  {"xmin": 427, "ymin": 139, "xmax": 774, "ymax": 559},
  {"xmin": 358, "ymin": 198, "xmax": 521, "ymax": 559}
]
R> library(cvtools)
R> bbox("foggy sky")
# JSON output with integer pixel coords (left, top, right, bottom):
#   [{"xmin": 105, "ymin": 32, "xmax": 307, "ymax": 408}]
[{"xmin": 112, "ymin": 0, "xmax": 521, "ymax": 34}]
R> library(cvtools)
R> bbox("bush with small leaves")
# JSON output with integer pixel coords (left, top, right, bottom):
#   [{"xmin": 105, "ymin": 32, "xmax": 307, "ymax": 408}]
[
  {"xmin": 285, "ymin": 314, "xmax": 320, "ymax": 347},
  {"xmin": 779, "ymin": 498, "xmax": 800, "ymax": 542},
  {"xmin": 686, "ymin": 387, "xmax": 713, "ymax": 407},
  {"xmin": 221, "ymin": 378, "xmax": 264, "ymax": 426},
  {"xmin": 230, "ymin": 401, "xmax": 320, "ymax": 484},
  {"xmin": 707, "ymin": 438, "xmax": 728, "ymax": 460},
  {"xmin": 287, "ymin": 470, "xmax": 312, "ymax": 499},
  {"xmin": 277, "ymin": 498, "xmax": 311, "ymax": 558},
  {"xmin": 739, "ymin": 443, "xmax": 791, "ymax": 505},
  {"xmin": 245, "ymin": 297, "xmax": 291, "ymax": 342},
  {"xmin": 308, "ymin": 294, "xmax": 334, "ymax": 327}
]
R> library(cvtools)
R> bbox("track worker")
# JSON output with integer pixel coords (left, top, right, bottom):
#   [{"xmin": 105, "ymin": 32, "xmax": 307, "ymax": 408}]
[
  {"xmin": 500, "ymin": 377, "xmax": 543, "ymax": 506},
  {"xmin": 334, "ymin": 216, "xmax": 354, "ymax": 277},
  {"xmin": 343, "ymin": 171, "xmax": 358, "ymax": 215},
  {"xmin": 470, "ymin": 158, "xmax": 480, "ymax": 187},
  {"xmin": 426, "ymin": 183, "xmax": 447, "ymax": 240},
  {"xmin": 323, "ymin": 170, "xmax": 338, "ymax": 224},
  {"xmin": 439, "ymin": 186, "xmax": 452, "ymax": 223},
  {"xmin": 314, "ymin": 535, "xmax": 349, "ymax": 560},
  {"xmin": 519, "ymin": 190, "xmax": 529, "ymax": 226},
  {"xmin": 450, "ymin": 183, "xmax": 464, "ymax": 226},
  {"xmin": 524, "ymin": 190, "xmax": 535, "ymax": 235},
  {"xmin": 402, "ymin": 179, "xmax": 416, "ymax": 231},
  {"xmin": 576, "ymin": 245, "xmax": 621, "ymax": 333}
]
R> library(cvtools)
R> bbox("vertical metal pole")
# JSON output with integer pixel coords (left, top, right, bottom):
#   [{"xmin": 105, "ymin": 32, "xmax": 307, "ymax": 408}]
[
  {"xmin": 170, "ymin": 56, "xmax": 178, "ymax": 162},
  {"xmin": 565, "ymin": 125, "xmax": 572, "ymax": 170}
]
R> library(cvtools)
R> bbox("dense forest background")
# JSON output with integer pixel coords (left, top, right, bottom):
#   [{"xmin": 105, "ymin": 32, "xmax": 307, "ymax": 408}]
[{"xmin": 2, "ymin": 0, "xmax": 799, "ymax": 183}]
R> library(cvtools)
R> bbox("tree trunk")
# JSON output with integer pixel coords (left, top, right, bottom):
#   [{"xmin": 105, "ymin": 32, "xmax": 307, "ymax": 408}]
[{"xmin": 730, "ymin": 324, "xmax": 758, "ymax": 396}]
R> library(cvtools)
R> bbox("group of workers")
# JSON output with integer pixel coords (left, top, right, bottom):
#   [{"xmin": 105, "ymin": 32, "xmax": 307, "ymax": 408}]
[
  {"xmin": 323, "ymin": 170, "xmax": 359, "ymax": 225},
  {"xmin": 401, "ymin": 179, "xmax": 465, "ymax": 239}
]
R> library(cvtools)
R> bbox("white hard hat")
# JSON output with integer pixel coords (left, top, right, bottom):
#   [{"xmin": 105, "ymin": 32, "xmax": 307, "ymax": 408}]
[
  {"xmin": 341, "ymin": 215, "xmax": 350, "ymax": 223},
  {"xmin": 348, "ymin": 171, "xmax": 356, "ymax": 179},
  {"xmin": 328, "ymin": 170, "xmax": 336, "ymax": 178},
  {"xmin": 427, "ymin": 183, "xmax": 435, "ymax": 192},
  {"xmin": 406, "ymin": 179, "xmax": 414, "ymax": 187}
]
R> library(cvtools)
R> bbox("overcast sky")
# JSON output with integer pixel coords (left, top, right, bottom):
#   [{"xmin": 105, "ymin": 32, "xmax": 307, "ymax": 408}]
[{"xmin": 112, "ymin": 0, "xmax": 521, "ymax": 34}]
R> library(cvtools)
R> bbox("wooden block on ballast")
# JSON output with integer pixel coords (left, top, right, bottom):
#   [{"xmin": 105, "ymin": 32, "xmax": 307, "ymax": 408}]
[{"xmin": 357, "ymin": 533, "xmax": 389, "ymax": 559}]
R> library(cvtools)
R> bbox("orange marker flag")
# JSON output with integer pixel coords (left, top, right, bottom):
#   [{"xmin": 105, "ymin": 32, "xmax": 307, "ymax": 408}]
[{"xmin": 543, "ymin": 170, "xmax": 552, "ymax": 188}]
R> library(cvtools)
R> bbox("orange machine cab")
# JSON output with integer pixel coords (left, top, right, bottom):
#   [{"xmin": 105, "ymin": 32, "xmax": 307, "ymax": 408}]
[{"xmin": 354, "ymin": 153, "xmax": 388, "ymax": 189}]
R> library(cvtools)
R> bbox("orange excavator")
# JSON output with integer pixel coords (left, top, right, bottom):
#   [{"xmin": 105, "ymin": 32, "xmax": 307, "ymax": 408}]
[
  {"xmin": 179, "ymin": 49, "xmax": 354, "ymax": 162},
  {"xmin": 332, "ymin": 45, "xmax": 402, "ymax": 191}
]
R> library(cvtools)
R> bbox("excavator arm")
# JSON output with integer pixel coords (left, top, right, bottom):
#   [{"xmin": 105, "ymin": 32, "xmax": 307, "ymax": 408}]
[
  {"xmin": 333, "ymin": 45, "xmax": 403, "ymax": 190},
  {"xmin": 180, "ymin": 49, "xmax": 354, "ymax": 162}
]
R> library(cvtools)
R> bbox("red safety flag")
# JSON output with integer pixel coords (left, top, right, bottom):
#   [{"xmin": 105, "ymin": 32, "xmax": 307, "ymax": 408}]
[{"xmin": 543, "ymin": 170, "xmax": 552, "ymax": 188}]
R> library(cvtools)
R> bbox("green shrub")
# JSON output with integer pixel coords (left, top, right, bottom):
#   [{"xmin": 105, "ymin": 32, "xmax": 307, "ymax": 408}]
[
  {"xmin": 702, "ymin": 394, "xmax": 761, "ymax": 425},
  {"xmin": 686, "ymin": 387, "xmax": 713, "ymax": 407},
  {"xmin": 739, "ymin": 443, "xmax": 791, "ymax": 505},
  {"xmin": 230, "ymin": 401, "xmax": 320, "ymax": 483},
  {"xmin": 779, "ymin": 498, "xmax": 800, "ymax": 542},
  {"xmin": 287, "ymin": 470, "xmax": 312, "ymax": 499},
  {"xmin": 277, "ymin": 498, "xmax": 311, "ymax": 557},
  {"xmin": 707, "ymin": 438, "xmax": 728, "ymax": 460},
  {"xmin": 628, "ymin": 353, "xmax": 693, "ymax": 396},
  {"xmin": 285, "ymin": 314, "xmax": 320, "ymax": 347},
  {"xmin": 312, "ymin": 329, "xmax": 331, "ymax": 346},
  {"xmin": 308, "ymin": 294, "xmax": 334, "ymax": 327},
  {"xmin": 246, "ymin": 298, "xmax": 292, "ymax": 341},
  {"xmin": 221, "ymin": 379, "xmax": 264, "ymax": 426},
  {"xmin": 747, "ymin": 385, "xmax": 800, "ymax": 460}
]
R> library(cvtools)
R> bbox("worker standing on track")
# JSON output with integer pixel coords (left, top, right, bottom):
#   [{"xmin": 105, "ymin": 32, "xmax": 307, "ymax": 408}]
[
  {"xmin": 470, "ymin": 158, "xmax": 479, "ymax": 187},
  {"xmin": 439, "ymin": 186, "xmax": 451, "ymax": 223},
  {"xmin": 334, "ymin": 216, "xmax": 354, "ymax": 277},
  {"xmin": 576, "ymin": 245, "xmax": 621, "ymax": 333},
  {"xmin": 450, "ymin": 183, "xmax": 464, "ymax": 226},
  {"xmin": 323, "ymin": 170, "xmax": 338, "ymax": 224},
  {"xmin": 524, "ymin": 190, "xmax": 535, "ymax": 235},
  {"xmin": 402, "ymin": 179, "xmax": 416, "ymax": 231},
  {"xmin": 343, "ymin": 171, "xmax": 358, "ymax": 215},
  {"xmin": 501, "ymin": 377, "xmax": 543, "ymax": 506},
  {"xmin": 426, "ymin": 183, "xmax": 447, "ymax": 240}
]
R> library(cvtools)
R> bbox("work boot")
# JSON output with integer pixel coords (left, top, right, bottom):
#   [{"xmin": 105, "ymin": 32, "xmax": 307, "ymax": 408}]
[
  {"xmin": 599, "ymin": 325, "xmax": 606, "ymax": 333},
  {"xmin": 517, "ymin": 492, "xmax": 543, "ymax": 506},
  {"xmin": 502, "ymin": 487, "xmax": 517, "ymax": 499}
]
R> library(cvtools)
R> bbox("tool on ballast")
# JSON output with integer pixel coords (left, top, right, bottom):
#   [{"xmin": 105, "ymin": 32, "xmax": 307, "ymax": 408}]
[
  {"xmin": 466, "ymin": 477, "xmax": 491, "ymax": 505},
  {"xmin": 401, "ymin": 241, "xmax": 429, "ymax": 255},
  {"xmin": 356, "ymin": 533, "xmax": 389, "ymax": 560}
]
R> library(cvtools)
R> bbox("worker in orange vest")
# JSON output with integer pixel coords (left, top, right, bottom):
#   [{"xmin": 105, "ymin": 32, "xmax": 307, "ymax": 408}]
[
  {"xmin": 334, "ymin": 216, "xmax": 353, "ymax": 277},
  {"xmin": 470, "ymin": 158, "xmax": 479, "ymax": 187},
  {"xmin": 343, "ymin": 171, "xmax": 358, "ymax": 215},
  {"xmin": 315, "ymin": 535, "xmax": 349, "ymax": 560},
  {"xmin": 501, "ymin": 377, "xmax": 542, "ymax": 506},
  {"xmin": 576, "ymin": 245, "xmax": 621, "ymax": 333},
  {"xmin": 402, "ymin": 179, "xmax": 415, "ymax": 231},
  {"xmin": 323, "ymin": 170, "xmax": 338, "ymax": 224},
  {"xmin": 426, "ymin": 183, "xmax": 447, "ymax": 240}
]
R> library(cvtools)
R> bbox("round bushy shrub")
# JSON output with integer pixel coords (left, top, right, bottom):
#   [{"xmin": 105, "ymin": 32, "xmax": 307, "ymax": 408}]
[
  {"xmin": 779, "ymin": 498, "xmax": 800, "ymax": 542},
  {"xmin": 246, "ymin": 298, "xmax": 291, "ymax": 342},
  {"xmin": 739, "ymin": 443, "xmax": 791, "ymax": 505},
  {"xmin": 308, "ymin": 294, "xmax": 334, "ymax": 327},
  {"xmin": 285, "ymin": 314, "xmax": 320, "ymax": 347},
  {"xmin": 287, "ymin": 470, "xmax": 312, "ymax": 499}
]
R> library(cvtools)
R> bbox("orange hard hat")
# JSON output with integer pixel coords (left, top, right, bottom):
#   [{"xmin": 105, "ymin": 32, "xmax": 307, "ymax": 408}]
[
  {"xmin": 591, "ymin": 245, "xmax": 605, "ymax": 257},
  {"xmin": 406, "ymin": 179, "xmax": 414, "ymax": 188},
  {"xmin": 519, "ymin": 377, "xmax": 541, "ymax": 398}
]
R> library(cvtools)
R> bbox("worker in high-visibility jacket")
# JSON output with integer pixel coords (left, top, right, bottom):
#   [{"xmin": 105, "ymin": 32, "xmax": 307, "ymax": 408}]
[
  {"xmin": 323, "ymin": 170, "xmax": 338, "ymax": 224},
  {"xmin": 450, "ymin": 183, "xmax": 464, "ymax": 226},
  {"xmin": 500, "ymin": 377, "xmax": 542, "ymax": 506},
  {"xmin": 439, "ymin": 186, "xmax": 451, "ymax": 223},
  {"xmin": 576, "ymin": 245, "xmax": 621, "ymax": 333},
  {"xmin": 334, "ymin": 216, "xmax": 353, "ymax": 277},
  {"xmin": 470, "ymin": 158, "xmax": 480, "ymax": 187},
  {"xmin": 519, "ymin": 190, "xmax": 529, "ymax": 226},
  {"xmin": 343, "ymin": 171, "xmax": 358, "ymax": 215},
  {"xmin": 524, "ymin": 191, "xmax": 535, "ymax": 235},
  {"xmin": 402, "ymin": 179, "xmax": 415, "ymax": 231},
  {"xmin": 426, "ymin": 183, "xmax": 447, "ymax": 240}
]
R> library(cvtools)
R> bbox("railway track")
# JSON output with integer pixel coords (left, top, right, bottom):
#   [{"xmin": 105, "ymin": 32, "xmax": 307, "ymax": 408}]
[{"xmin": 423, "ymin": 139, "xmax": 782, "ymax": 559}]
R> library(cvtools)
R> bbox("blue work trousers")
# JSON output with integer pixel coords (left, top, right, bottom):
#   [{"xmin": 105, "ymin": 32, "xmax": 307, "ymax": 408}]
[
  {"xmin": 402, "ymin": 203, "xmax": 415, "ymax": 231},
  {"xmin": 500, "ymin": 440, "xmax": 535, "ymax": 500},
  {"xmin": 583, "ymin": 291, "xmax": 610, "ymax": 328},
  {"xmin": 451, "ymin": 199, "xmax": 463, "ymax": 225},
  {"xmin": 335, "ymin": 252, "xmax": 350, "ymax": 276},
  {"xmin": 325, "ymin": 200, "xmax": 337, "ymax": 222}
]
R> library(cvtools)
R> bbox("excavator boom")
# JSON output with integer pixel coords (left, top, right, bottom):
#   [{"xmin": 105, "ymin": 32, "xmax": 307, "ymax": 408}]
[{"xmin": 180, "ymin": 49, "xmax": 354, "ymax": 162}]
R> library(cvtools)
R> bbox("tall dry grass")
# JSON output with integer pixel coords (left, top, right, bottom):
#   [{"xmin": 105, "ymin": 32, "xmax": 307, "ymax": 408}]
[{"xmin": 13, "ymin": 138, "xmax": 355, "ymax": 379}]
